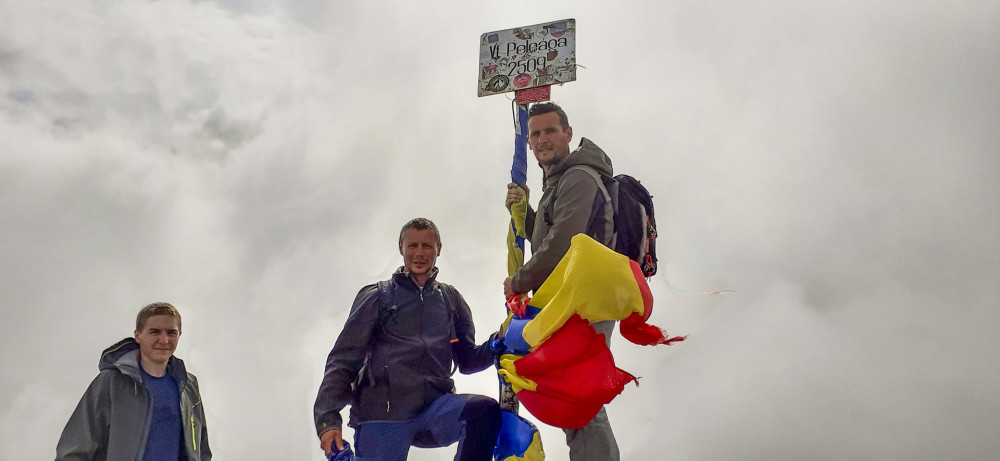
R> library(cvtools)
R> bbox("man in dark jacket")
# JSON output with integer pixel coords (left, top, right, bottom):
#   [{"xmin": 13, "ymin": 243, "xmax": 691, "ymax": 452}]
[
  {"xmin": 504, "ymin": 102, "xmax": 620, "ymax": 460},
  {"xmin": 56, "ymin": 302, "xmax": 212, "ymax": 461},
  {"xmin": 314, "ymin": 217, "xmax": 501, "ymax": 460}
]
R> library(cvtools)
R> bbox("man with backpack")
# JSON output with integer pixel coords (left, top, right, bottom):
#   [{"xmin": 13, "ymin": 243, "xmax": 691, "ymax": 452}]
[
  {"xmin": 314, "ymin": 217, "xmax": 502, "ymax": 461},
  {"xmin": 504, "ymin": 102, "xmax": 621, "ymax": 460}
]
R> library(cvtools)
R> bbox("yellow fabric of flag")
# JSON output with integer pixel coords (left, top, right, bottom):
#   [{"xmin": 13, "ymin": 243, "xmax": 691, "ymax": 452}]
[
  {"xmin": 506, "ymin": 188, "xmax": 529, "ymax": 276},
  {"xmin": 519, "ymin": 234, "xmax": 646, "ymax": 347}
]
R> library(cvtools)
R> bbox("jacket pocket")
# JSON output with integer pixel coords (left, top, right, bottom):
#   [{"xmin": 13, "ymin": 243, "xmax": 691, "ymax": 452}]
[
  {"xmin": 183, "ymin": 390, "xmax": 204, "ymax": 455},
  {"xmin": 355, "ymin": 366, "xmax": 389, "ymax": 422},
  {"xmin": 383, "ymin": 365, "xmax": 392, "ymax": 414}
]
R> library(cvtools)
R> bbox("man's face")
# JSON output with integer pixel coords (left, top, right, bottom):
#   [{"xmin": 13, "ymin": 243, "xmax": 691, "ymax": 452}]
[
  {"xmin": 134, "ymin": 315, "xmax": 181, "ymax": 367},
  {"xmin": 527, "ymin": 111, "xmax": 573, "ymax": 170},
  {"xmin": 400, "ymin": 228, "xmax": 441, "ymax": 280}
]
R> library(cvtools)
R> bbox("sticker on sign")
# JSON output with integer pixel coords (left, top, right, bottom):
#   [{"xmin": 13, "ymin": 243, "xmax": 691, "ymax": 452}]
[
  {"xmin": 478, "ymin": 19, "xmax": 576, "ymax": 97},
  {"xmin": 516, "ymin": 85, "xmax": 551, "ymax": 104}
]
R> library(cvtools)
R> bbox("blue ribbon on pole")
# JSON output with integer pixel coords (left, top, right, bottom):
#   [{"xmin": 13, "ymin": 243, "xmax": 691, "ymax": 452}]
[{"xmin": 511, "ymin": 104, "xmax": 528, "ymax": 187}]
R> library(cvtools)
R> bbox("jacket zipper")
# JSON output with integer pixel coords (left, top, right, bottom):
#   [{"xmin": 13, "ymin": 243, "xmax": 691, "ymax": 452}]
[
  {"xmin": 190, "ymin": 398, "xmax": 201, "ymax": 451},
  {"xmin": 384, "ymin": 365, "xmax": 391, "ymax": 413},
  {"xmin": 190, "ymin": 413, "xmax": 197, "ymax": 451}
]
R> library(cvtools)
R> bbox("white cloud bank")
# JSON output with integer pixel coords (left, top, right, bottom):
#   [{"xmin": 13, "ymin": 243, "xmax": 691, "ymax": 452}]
[{"xmin": 2, "ymin": 0, "xmax": 998, "ymax": 459}]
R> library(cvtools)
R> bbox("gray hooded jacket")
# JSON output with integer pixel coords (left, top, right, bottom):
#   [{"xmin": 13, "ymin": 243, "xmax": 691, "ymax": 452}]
[
  {"xmin": 55, "ymin": 338, "xmax": 211, "ymax": 461},
  {"xmin": 512, "ymin": 137, "xmax": 615, "ymax": 294}
]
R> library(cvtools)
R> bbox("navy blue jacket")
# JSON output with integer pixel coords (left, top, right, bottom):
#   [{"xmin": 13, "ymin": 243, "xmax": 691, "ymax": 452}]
[{"xmin": 314, "ymin": 268, "xmax": 494, "ymax": 435}]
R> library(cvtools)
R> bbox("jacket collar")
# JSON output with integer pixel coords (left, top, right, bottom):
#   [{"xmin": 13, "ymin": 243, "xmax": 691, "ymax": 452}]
[
  {"xmin": 391, "ymin": 266, "xmax": 440, "ymax": 292},
  {"xmin": 542, "ymin": 137, "xmax": 613, "ymax": 187},
  {"xmin": 99, "ymin": 337, "xmax": 187, "ymax": 387}
]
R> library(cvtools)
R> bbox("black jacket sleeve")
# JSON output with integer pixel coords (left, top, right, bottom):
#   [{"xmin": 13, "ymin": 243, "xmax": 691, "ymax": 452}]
[
  {"xmin": 313, "ymin": 285, "xmax": 379, "ymax": 436},
  {"xmin": 446, "ymin": 286, "xmax": 496, "ymax": 374}
]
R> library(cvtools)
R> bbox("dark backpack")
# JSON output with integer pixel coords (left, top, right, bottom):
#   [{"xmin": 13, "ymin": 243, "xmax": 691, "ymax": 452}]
[
  {"xmin": 571, "ymin": 167, "xmax": 659, "ymax": 277},
  {"xmin": 608, "ymin": 174, "xmax": 658, "ymax": 277}
]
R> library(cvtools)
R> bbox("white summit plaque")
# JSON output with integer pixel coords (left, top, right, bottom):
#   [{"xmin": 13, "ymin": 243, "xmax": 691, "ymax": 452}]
[{"xmin": 478, "ymin": 19, "xmax": 576, "ymax": 97}]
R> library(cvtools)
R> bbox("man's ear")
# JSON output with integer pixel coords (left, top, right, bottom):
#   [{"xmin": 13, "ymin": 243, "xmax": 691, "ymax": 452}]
[
  {"xmin": 437, "ymin": 243, "xmax": 443, "ymax": 256},
  {"xmin": 566, "ymin": 126, "xmax": 573, "ymax": 143}
]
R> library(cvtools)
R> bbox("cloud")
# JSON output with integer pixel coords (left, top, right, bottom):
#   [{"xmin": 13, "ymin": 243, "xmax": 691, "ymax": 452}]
[{"xmin": 2, "ymin": 0, "xmax": 998, "ymax": 459}]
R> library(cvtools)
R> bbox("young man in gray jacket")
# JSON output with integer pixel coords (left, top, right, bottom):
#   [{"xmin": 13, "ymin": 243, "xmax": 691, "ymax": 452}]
[
  {"xmin": 56, "ymin": 302, "xmax": 211, "ymax": 461},
  {"xmin": 314, "ymin": 218, "xmax": 501, "ymax": 461},
  {"xmin": 504, "ymin": 102, "xmax": 620, "ymax": 461}
]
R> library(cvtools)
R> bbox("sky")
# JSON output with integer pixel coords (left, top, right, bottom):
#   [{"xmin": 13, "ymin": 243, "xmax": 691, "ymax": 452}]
[{"xmin": 2, "ymin": 0, "xmax": 999, "ymax": 459}]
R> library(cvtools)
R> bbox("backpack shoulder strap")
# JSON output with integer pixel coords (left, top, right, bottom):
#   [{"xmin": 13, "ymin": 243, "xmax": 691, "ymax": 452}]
[
  {"xmin": 355, "ymin": 280, "xmax": 394, "ymax": 391},
  {"xmin": 374, "ymin": 280, "xmax": 396, "ymax": 332},
  {"xmin": 566, "ymin": 165, "xmax": 610, "ymax": 199},
  {"xmin": 566, "ymin": 165, "xmax": 619, "ymax": 248},
  {"xmin": 566, "ymin": 165, "xmax": 617, "ymax": 215},
  {"xmin": 436, "ymin": 283, "xmax": 462, "ymax": 376},
  {"xmin": 436, "ymin": 283, "xmax": 459, "ymax": 328},
  {"xmin": 376, "ymin": 280, "xmax": 392, "ymax": 306}
]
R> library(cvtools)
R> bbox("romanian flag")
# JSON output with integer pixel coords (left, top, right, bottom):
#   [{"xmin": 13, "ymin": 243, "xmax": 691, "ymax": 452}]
[
  {"xmin": 498, "ymin": 234, "xmax": 685, "ymax": 429},
  {"xmin": 494, "ymin": 410, "xmax": 544, "ymax": 461}
]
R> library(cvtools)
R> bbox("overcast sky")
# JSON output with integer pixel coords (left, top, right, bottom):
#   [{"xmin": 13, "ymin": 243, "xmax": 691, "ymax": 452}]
[{"xmin": 2, "ymin": 1, "xmax": 999, "ymax": 459}]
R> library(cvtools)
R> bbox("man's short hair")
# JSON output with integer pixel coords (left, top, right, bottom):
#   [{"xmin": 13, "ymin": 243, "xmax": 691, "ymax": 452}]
[
  {"xmin": 136, "ymin": 302, "xmax": 182, "ymax": 332},
  {"xmin": 398, "ymin": 217, "xmax": 442, "ymax": 247},
  {"xmin": 528, "ymin": 102, "xmax": 570, "ymax": 130}
]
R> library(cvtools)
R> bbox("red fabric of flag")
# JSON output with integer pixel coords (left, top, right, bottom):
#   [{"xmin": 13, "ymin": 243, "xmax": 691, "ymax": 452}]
[
  {"xmin": 514, "ymin": 314, "xmax": 637, "ymax": 429},
  {"xmin": 618, "ymin": 259, "xmax": 687, "ymax": 346}
]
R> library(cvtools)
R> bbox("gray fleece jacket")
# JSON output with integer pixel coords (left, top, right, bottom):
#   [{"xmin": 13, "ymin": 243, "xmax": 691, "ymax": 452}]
[
  {"xmin": 512, "ymin": 137, "xmax": 616, "ymax": 294},
  {"xmin": 55, "ymin": 338, "xmax": 211, "ymax": 461}
]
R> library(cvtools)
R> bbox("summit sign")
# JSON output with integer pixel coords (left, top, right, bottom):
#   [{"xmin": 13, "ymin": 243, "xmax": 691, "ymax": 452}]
[{"xmin": 478, "ymin": 19, "xmax": 576, "ymax": 97}]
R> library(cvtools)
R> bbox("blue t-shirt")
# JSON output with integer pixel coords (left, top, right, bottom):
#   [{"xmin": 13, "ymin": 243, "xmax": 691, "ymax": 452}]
[{"xmin": 140, "ymin": 363, "xmax": 184, "ymax": 461}]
